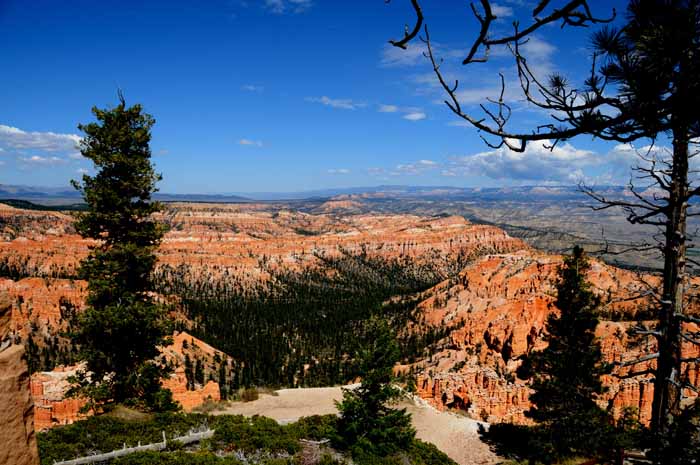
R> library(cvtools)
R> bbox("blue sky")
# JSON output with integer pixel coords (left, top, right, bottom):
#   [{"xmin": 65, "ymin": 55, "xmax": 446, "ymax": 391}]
[{"xmin": 1, "ymin": 0, "xmax": 637, "ymax": 194}]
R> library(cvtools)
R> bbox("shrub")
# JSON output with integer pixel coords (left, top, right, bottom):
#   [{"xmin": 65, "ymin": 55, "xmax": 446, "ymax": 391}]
[
  {"xmin": 210, "ymin": 415, "xmax": 300, "ymax": 454},
  {"xmin": 112, "ymin": 451, "xmax": 243, "ymax": 465},
  {"xmin": 38, "ymin": 412, "xmax": 209, "ymax": 465},
  {"xmin": 239, "ymin": 388, "xmax": 260, "ymax": 402},
  {"xmin": 287, "ymin": 415, "xmax": 338, "ymax": 442}
]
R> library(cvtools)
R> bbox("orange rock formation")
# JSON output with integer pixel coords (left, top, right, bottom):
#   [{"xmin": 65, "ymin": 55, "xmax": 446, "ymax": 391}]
[
  {"xmin": 29, "ymin": 331, "xmax": 224, "ymax": 429},
  {"xmin": 161, "ymin": 367, "xmax": 221, "ymax": 411},
  {"xmin": 410, "ymin": 251, "xmax": 698, "ymax": 424},
  {"xmin": 31, "ymin": 366, "xmax": 87, "ymax": 430}
]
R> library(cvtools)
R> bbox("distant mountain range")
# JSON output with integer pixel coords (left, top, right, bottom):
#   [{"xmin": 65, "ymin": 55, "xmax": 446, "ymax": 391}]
[
  {"xmin": 0, "ymin": 183, "xmax": 632, "ymax": 205},
  {"xmin": 0, "ymin": 184, "xmax": 251, "ymax": 205}
]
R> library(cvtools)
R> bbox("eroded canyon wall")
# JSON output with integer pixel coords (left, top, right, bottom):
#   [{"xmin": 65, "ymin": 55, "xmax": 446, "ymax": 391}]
[
  {"xmin": 409, "ymin": 251, "xmax": 697, "ymax": 424},
  {"xmin": 0, "ymin": 295, "xmax": 39, "ymax": 465}
]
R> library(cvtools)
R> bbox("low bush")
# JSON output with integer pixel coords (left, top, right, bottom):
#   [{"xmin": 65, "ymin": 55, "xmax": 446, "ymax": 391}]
[
  {"xmin": 287, "ymin": 415, "xmax": 339, "ymax": 442},
  {"xmin": 209, "ymin": 415, "xmax": 300, "ymax": 454},
  {"xmin": 113, "ymin": 451, "xmax": 243, "ymax": 465},
  {"xmin": 38, "ymin": 412, "xmax": 210, "ymax": 465},
  {"xmin": 39, "ymin": 412, "xmax": 456, "ymax": 465},
  {"xmin": 350, "ymin": 440, "xmax": 456, "ymax": 465}
]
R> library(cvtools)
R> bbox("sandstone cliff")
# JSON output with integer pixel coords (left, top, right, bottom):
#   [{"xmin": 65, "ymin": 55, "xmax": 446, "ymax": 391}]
[
  {"xmin": 409, "ymin": 251, "xmax": 698, "ymax": 424},
  {"xmin": 0, "ymin": 294, "xmax": 39, "ymax": 465}
]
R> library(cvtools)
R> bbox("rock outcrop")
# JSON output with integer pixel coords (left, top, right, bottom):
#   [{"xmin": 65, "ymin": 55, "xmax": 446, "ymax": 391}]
[
  {"xmin": 162, "ymin": 367, "xmax": 221, "ymax": 411},
  {"xmin": 0, "ymin": 295, "xmax": 40, "ymax": 465},
  {"xmin": 0, "ymin": 203, "xmax": 527, "ymax": 287},
  {"xmin": 409, "ymin": 251, "xmax": 698, "ymax": 424},
  {"xmin": 29, "ymin": 331, "xmax": 224, "ymax": 429},
  {"xmin": 30, "ymin": 366, "xmax": 87, "ymax": 430}
]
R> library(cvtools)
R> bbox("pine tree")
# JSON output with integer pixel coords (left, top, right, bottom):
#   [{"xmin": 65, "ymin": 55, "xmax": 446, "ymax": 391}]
[
  {"xmin": 184, "ymin": 354, "xmax": 194, "ymax": 390},
  {"xmin": 336, "ymin": 317, "xmax": 415, "ymax": 457},
  {"xmin": 519, "ymin": 246, "xmax": 610, "ymax": 460},
  {"xmin": 70, "ymin": 94, "xmax": 172, "ymax": 410},
  {"xmin": 195, "ymin": 358, "xmax": 205, "ymax": 385},
  {"xmin": 218, "ymin": 359, "xmax": 228, "ymax": 399}
]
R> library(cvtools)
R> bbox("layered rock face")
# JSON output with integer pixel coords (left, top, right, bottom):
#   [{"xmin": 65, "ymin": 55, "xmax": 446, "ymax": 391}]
[
  {"xmin": 0, "ymin": 203, "xmax": 526, "ymax": 284},
  {"xmin": 31, "ymin": 366, "xmax": 86, "ymax": 430},
  {"xmin": 30, "ymin": 331, "xmax": 224, "ymax": 429},
  {"xmin": 161, "ymin": 368, "xmax": 221, "ymax": 411},
  {"xmin": 0, "ymin": 294, "xmax": 39, "ymax": 465},
  {"xmin": 1, "ymin": 277, "xmax": 85, "ymax": 340},
  {"xmin": 409, "ymin": 251, "xmax": 697, "ymax": 424}
]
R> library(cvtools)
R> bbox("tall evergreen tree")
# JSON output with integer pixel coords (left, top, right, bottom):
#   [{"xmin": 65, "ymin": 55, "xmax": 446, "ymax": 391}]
[
  {"xmin": 336, "ymin": 317, "xmax": 415, "ymax": 457},
  {"xmin": 70, "ymin": 94, "xmax": 172, "ymax": 409},
  {"xmin": 519, "ymin": 246, "xmax": 610, "ymax": 459}
]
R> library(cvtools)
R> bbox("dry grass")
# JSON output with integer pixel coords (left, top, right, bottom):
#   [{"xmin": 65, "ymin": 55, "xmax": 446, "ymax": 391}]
[{"xmin": 103, "ymin": 405, "xmax": 153, "ymax": 422}]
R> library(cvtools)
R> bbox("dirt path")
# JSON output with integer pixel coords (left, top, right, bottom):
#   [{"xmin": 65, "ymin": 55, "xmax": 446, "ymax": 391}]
[{"xmin": 214, "ymin": 386, "xmax": 499, "ymax": 465}]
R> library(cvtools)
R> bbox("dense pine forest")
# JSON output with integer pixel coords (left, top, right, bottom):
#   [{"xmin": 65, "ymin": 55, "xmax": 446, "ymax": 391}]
[{"xmin": 153, "ymin": 247, "xmax": 467, "ymax": 392}]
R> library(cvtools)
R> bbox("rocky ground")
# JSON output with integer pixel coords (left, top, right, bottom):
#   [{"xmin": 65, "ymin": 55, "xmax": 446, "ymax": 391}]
[{"xmin": 215, "ymin": 386, "xmax": 499, "ymax": 465}]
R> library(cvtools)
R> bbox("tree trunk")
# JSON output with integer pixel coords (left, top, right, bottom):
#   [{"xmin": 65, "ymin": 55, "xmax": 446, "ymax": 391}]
[{"xmin": 650, "ymin": 129, "xmax": 689, "ymax": 438}]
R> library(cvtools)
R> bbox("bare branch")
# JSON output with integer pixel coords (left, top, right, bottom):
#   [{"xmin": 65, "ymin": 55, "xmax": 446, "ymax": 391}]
[
  {"xmin": 387, "ymin": 0, "xmax": 424, "ymax": 49},
  {"xmin": 613, "ymin": 368, "xmax": 655, "ymax": 379},
  {"xmin": 612, "ymin": 352, "xmax": 660, "ymax": 367},
  {"xmin": 681, "ymin": 332, "xmax": 700, "ymax": 346},
  {"xmin": 676, "ymin": 313, "xmax": 700, "ymax": 325}
]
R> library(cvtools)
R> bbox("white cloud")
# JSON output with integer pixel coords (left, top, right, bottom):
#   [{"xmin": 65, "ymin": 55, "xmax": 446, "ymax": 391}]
[
  {"xmin": 454, "ymin": 87, "xmax": 509, "ymax": 105},
  {"xmin": 381, "ymin": 42, "xmax": 462, "ymax": 68},
  {"xmin": 68, "ymin": 152, "xmax": 83, "ymax": 159},
  {"xmin": 239, "ymin": 138, "xmax": 263, "ymax": 147},
  {"xmin": 520, "ymin": 36, "xmax": 557, "ymax": 62},
  {"xmin": 265, "ymin": 0, "xmax": 312, "ymax": 14},
  {"xmin": 442, "ymin": 140, "xmax": 681, "ymax": 184},
  {"xmin": 390, "ymin": 159, "xmax": 439, "ymax": 176},
  {"xmin": 367, "ymin": 167, "xmax": 386, "ymax": 176},
  {"xmin": 381, "ymin": 43, "xmax": 428, "ymax": 67},
  {"xmin": 378, "ymin": 104, "xmax": 427, "ymax": 122},
  {"xmin": 403, "ymin": 112, "xmax": 427, "ymax": 121},
  {"xmin": 20, "ymin": 155, "xmax": 66, "ymax": 166},
  {"xmin": 77, "ymin": 167, "xmax": 89, "ymax": 174},
  {"xmin": 306, "ymin": 96, "xmax": 366, "ymax": 110},
  {"xmin": 491, "ymin": 3, "xmax": 514, "ymax": 17},
  {"xmin": 0, "ymin": 124, "xmax": 81, "ymax": 152},
  {"xmin": 447, "ymin": 140, "xmax": 599, "ymax": 182},
  {"xmin": 378, "ymin": 104, "xmax": 399, "ymax": 113},
  {"xmin": 327, "ymin": 168, "xmax": 351, "ymax": 175},
  {"xmin": 242, "ymin": 84, "xmax": 264, "ymax": 92}
]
